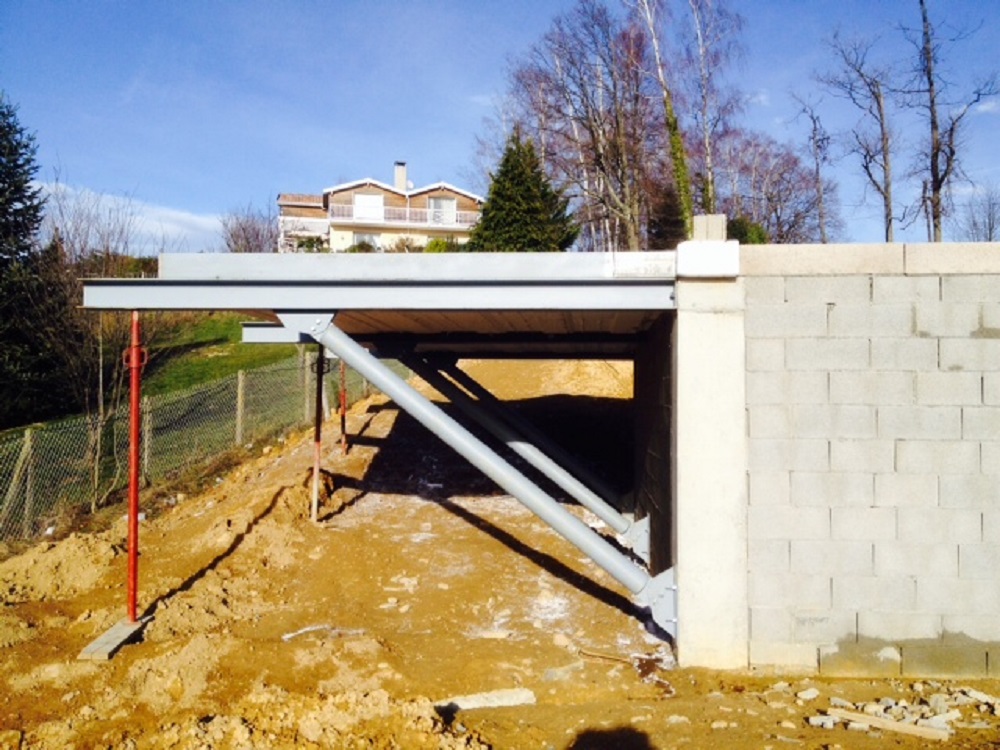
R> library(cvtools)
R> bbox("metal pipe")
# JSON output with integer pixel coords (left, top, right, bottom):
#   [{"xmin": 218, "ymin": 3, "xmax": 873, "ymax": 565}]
[
  {"xmin": 311, "ymin": 345, "xmax": 325, "ymax": 522},
  {"xmin": 407, "ymin": 357, "xmax": 631, "ymax": 534},
  {"xmin": 442, "ymin": 362, "xmax": 624, "ymax": 506},
  {"xmin": 303, "ymin": 319, "xmax": 650, "ymax": 595},
  {"xmin": 339, "ymin": 359, "xmax": 348, "ymax": 452},
  {"xmin": 126, "ymin": 311, "xmax": 143, "ymax": 623}
]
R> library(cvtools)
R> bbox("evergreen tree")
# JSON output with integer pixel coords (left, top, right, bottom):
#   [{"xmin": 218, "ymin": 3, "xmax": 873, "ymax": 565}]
[
  {"xmin": 0, "ymin": 95, "xmax": 43, "ymax": 266},
  {"xmin": 0, "ymin": 94, "xmax": 57, "ymax": 427},
  {"xmin": 467, "ymin": 131, "xmax": 578, "ymax": 252}
]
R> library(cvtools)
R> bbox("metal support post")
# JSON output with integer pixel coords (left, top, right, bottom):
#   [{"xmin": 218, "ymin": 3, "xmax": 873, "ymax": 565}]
[
  {"xmin": 124, "ymin": 311, "xmax": 146, "ymax": 623},
  {"xmin": 339, "ymin": 359, "xmax": 348, "ymax": 453},
  {"xmin": 311, "ymin": 345, "xmax": 326, "ymax": 522}
]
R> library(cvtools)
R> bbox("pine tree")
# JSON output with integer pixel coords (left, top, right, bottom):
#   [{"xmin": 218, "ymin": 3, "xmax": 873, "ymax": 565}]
[
  {"xmin": 0, "ymin": 94, "xmax": 44, "ymax": 269},
  {"xmin": 467, "ymin": 131, "xmax": 578, "ymax": 252},
  {"xmin": 0, "ymin": 94, "xmax": 60, "ymax": 427}
]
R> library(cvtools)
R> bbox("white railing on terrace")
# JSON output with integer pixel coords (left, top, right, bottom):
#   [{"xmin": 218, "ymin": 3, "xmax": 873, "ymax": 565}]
[{"xmin": 328, "ymin": 204, "xmax": 480, "ymax": 228}]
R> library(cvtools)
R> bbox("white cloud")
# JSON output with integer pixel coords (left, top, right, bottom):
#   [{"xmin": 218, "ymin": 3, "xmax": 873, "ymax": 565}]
[
  {"xmin": 975, "ymin": 99, "xmax": 999, "ymax": 115},
  {"xmin": 38, "ymin": 182, "xmax": 221, "ymax": 255},
  {"xmin": 747, "ymin": 89, "xmax": 771, "ymax": 107}
]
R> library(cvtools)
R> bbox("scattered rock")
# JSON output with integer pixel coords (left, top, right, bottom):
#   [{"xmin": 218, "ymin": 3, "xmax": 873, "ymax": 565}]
[{"xmin": 796, "ymin": 687, "xmax": 820, "ymax": 701}]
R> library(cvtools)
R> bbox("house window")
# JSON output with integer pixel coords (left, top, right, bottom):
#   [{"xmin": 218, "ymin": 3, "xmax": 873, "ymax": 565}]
[
  {"xmin": 354, "ymin": 194, "xmax": 384, "ymax": 221},
  {"xmin": 428, "ymin": 197, "xmax": 457, "ymax": 225}
]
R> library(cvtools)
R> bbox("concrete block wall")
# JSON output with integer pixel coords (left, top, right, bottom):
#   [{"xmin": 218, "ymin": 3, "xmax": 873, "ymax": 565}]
[{"xmin": 743, "ymin": 242, "xmax": 1000, "ymax": 676}]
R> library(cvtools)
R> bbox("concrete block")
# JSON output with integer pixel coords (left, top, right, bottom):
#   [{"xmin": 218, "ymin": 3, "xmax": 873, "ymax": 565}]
[
  {"xmin": 786, "ymin": 338, "xmax": 870, "ymax": 371},
  {"xmin": 748, "ymin": 538, "xmax": 790, "ymax": 572},
  {"xmin": 747, "ymin": 370, "xmax": 828, "ymax": 404},
  {"xmin": 983, "ymin": 373, "xmax": 1000, "ymax": 405},
  {"xmin": 830, "ymin": 371, "xmax": 915, "ymax": 405},
  {"xmin": 914, "ymin": 303, "xmax": 980, "ymax": 338},
  {"xmin": 748, "ymin": 640, "xmax": 819, "ymax": 672},
  {"xmin": 676, "ymin": 239, "xmax": 739, "ymax": 278},
  {"xmin": 858, "ymin": 610, "xmax": 942, "ymax": 641},
  {"xmin": 785, "ymin": 276, "xmax": 872, "ymax": 303},
  {"xmin": 944, "ymin": 615, "xmax": 1000, "ymax": 642},
  {"xmin": 958, "ymin": 543, "xmax": 1000, "ymax": 579},
  {"xmin": 901, "ymin": 644, "xmax": 987, "ymax": 678},
  {"xmin": 962, "ymin": 407, "xmax": 1000, "ymax": 439},
  {"xmin": 906, "ymin": 242, "xmax": 1000, "ymax": 275},
  {"xmin": 744, "ymin": 276, "xmax": 785, "ymax": 304},
  {"xmin": 878, "ymin": 405, "xmax": 961, "ymax": 440},
  {"xmin": 748, "ymin": 471, "xmax": 791, "ymax": 506},
  {"xmin": 917, "ymin": 577, "xmax": 1000, "ymax": 615},
  {"xmin": 979, "ymin": 302, "xmax": 1000, "ymax": 330},
  {"xmin": 983, "ymin": 510, "xmax": 1000, "ymax": 543},
  {"xmin": 873, "ymin": 275, "xmax": 940, "ymax": 303},
  {"xmin": 916, "ymin": 371, "xmax": 982, "ymax": 406},
  {"xmin": 748, "ymin": 405, "xmax": 792, "ymax": 438},
  {"xmin": 793, "ymin": 609, "xmax": 858, "ymax": 643},
  {"xmin": 749, "ymin": 438, "xmax": 829, "ymax": 472},
  {"xmin": 939, "ymin": 474, "xmax": 1000, "ymax": 508},
  {"xmin": 941, "ymin": 338, "xmax": 1000, "ymax": 372},
  {"xmin": 897, "ymin": 508, "xmax": 982, "ymax": 544},
  {"xmin": 827, "ymin": 303, "xmax": 913, "ymax": 337},
  {"xmin": 790, "ymin": 539, "xmax": 874, "ymax": 575},
  {"xmin": 748, "ymin": 572, "xmax": 831, "ymax": 609},
  {"xmin": 832, "ymin": 575, "xmax": 917, "ymax": 611},
  {"xmin": 750, "ymin": 606, "xmax": 793, "ymax": 642},
  {"xmin": 742, "ymin": 244, "xmax": 903, "ymax": 276},
  {"xmin": 896, "ymin": 440, "xmax": 980, "ymax": 475},
  {"xmin": 675, "ymin": 276, "xmax": 745, "ymax": 311},
  {"xmin": 942, "ymin": 274, "xmax": 1000, "ymax": 302},
  {"xmin": 820, "ymin": 642, "xmax": 902, "ymax": 677},
  {"xmin": 791, "ymin": 471, "xmax": 874, "ymax": 507},
  {"xmin": 874, "ymin": 473, "xmax": 938, "ymax": 507},
  {"xmin": 830, "ymin": 438, "xmax": 894, "ymax": 473},
  {"xmin": 745, "ymin": 338, "xmax": 786, "ymax": 372},
  {"xmin": 790, "ymin": 404, "xmax": 875, "ymax": 439},
  {"xmin": 980, "ymin": 442, "xmax": 1000, "ymax": 474},
  {"xmin": 831, "ymin": 507, "xmax": 897, "ymax": 541},
  {"xmin": 871, "ymin": 338, "xmax": 938, "ymax": 371},
  {"xmin": 745, "ymin": 303, "xmax": 827, "ymax": 338},
  {"xmin": 748, "ymin": 504, "xmax": 830, "ymax": 540},
  {"xmin": 874, "ymin": 542, "xmax": 958, "ymax": 578}
]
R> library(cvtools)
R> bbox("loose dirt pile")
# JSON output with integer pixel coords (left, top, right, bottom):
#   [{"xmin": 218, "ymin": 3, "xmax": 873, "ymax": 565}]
[{"xmin": 1, "ymin": 360, "xmax": 999, "ymax": 749}]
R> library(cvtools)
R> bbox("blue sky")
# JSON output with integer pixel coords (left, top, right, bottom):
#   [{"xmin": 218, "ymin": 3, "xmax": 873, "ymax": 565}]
[{"xmin": 1, "ymin": 0, "xmax": 997, "ymax": 251}]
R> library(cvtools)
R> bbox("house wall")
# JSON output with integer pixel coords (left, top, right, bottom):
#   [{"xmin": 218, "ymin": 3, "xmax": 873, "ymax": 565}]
[{"xmin": 737, "ymin": 242, "xmax": 1000, "ymax": 677}]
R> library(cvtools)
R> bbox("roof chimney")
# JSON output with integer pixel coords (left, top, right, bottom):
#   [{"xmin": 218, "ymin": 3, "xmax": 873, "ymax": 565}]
[{"xmin": 394, "ymin": 161, "xmax": 408, "ymax": 192}]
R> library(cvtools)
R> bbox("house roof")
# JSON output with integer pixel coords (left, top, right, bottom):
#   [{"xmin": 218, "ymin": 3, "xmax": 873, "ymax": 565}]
[
  {"xmin": 277, "ymin": 193, "xmax": 324, "ymax": 207},
  {"xmin": 323, "ymin": 179, "xmax": 484, "ymax": 204}
]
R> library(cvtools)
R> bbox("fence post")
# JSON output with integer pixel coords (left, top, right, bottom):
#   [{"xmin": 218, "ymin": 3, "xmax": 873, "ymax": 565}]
[
  {"xmin": 20, "ymin": 429, "xmax": 34, "ymax": 538},
  {"xmin": 0, "ymin": 428, "xmax": 32, "ymax": 536},
  {"xmin": 91, "ymin": 416, "xmax": 101, "ymax": 514},
  {"xmin": 235, "ymin": 370, "xmax": 246, "ymax": 446},
  {"xmin": 303, "ymin": 351, "xmax": 312, "ymax": 424}
]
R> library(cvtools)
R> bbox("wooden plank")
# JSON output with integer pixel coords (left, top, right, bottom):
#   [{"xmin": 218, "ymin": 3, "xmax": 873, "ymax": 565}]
[
  {"xmin": 826, "ymin": 708, "xmax": 950, "ymax": 741},
  {"xmin": 78, "ymin": 618, "xmax": 147, "ymax": 661}
]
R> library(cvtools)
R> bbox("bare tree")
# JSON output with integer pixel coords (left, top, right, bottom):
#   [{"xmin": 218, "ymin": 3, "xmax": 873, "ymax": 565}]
[
  {"xmin": 509, "ymin": 0, "xmax": 661, "ymax": 251},
  {"xmin": 629, "ymin": 0, "xmax": 693, "ymax": 235},
  {"xmin": 954, "ymin": 184, "xmax": 1000, "ymax": 241},
  {"xmin": 793, "ymin": 95, "xmax": 838, "ymax": 243},
  {"xmin": 899, "ymin": 0, "xmax": 998, "ymax": 241},
  {"xmin": 716, "ymin": 129, "xmax": 832, "ymax": 243},
  {"xmin": 819, "ymin": 32, "xmax": 898, "ymax": 242},
  {"xmin": 221, "ymin": 202, "xmax": 279, "ymax": 253}
]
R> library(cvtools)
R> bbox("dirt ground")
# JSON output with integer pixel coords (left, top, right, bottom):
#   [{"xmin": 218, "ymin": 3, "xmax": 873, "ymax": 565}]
[{"xmin": 2, "ymin": 360, "xmax": 1000, "ymax": 749}]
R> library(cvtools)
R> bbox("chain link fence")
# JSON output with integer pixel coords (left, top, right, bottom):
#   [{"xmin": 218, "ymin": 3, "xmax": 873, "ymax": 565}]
[{"xmin": 0, "ymin": 353, "xmax": 405, "ymax": 543}]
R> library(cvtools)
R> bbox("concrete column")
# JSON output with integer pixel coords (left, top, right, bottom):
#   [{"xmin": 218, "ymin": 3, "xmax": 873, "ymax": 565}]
[{"xmin": 673, "ymin": 231, "xmax": 748, "ymax": 669}]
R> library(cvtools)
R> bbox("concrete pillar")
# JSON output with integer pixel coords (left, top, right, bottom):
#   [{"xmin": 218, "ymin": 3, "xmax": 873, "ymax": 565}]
[{"xmin": 673, "ymin": 228, "xmax": 748, "ymax": 669}]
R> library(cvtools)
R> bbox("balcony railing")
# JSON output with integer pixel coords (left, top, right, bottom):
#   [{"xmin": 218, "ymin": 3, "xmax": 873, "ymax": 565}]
[{"xmin": 329, "ymin": 204, "xmax": 480, "ymax": 228}]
